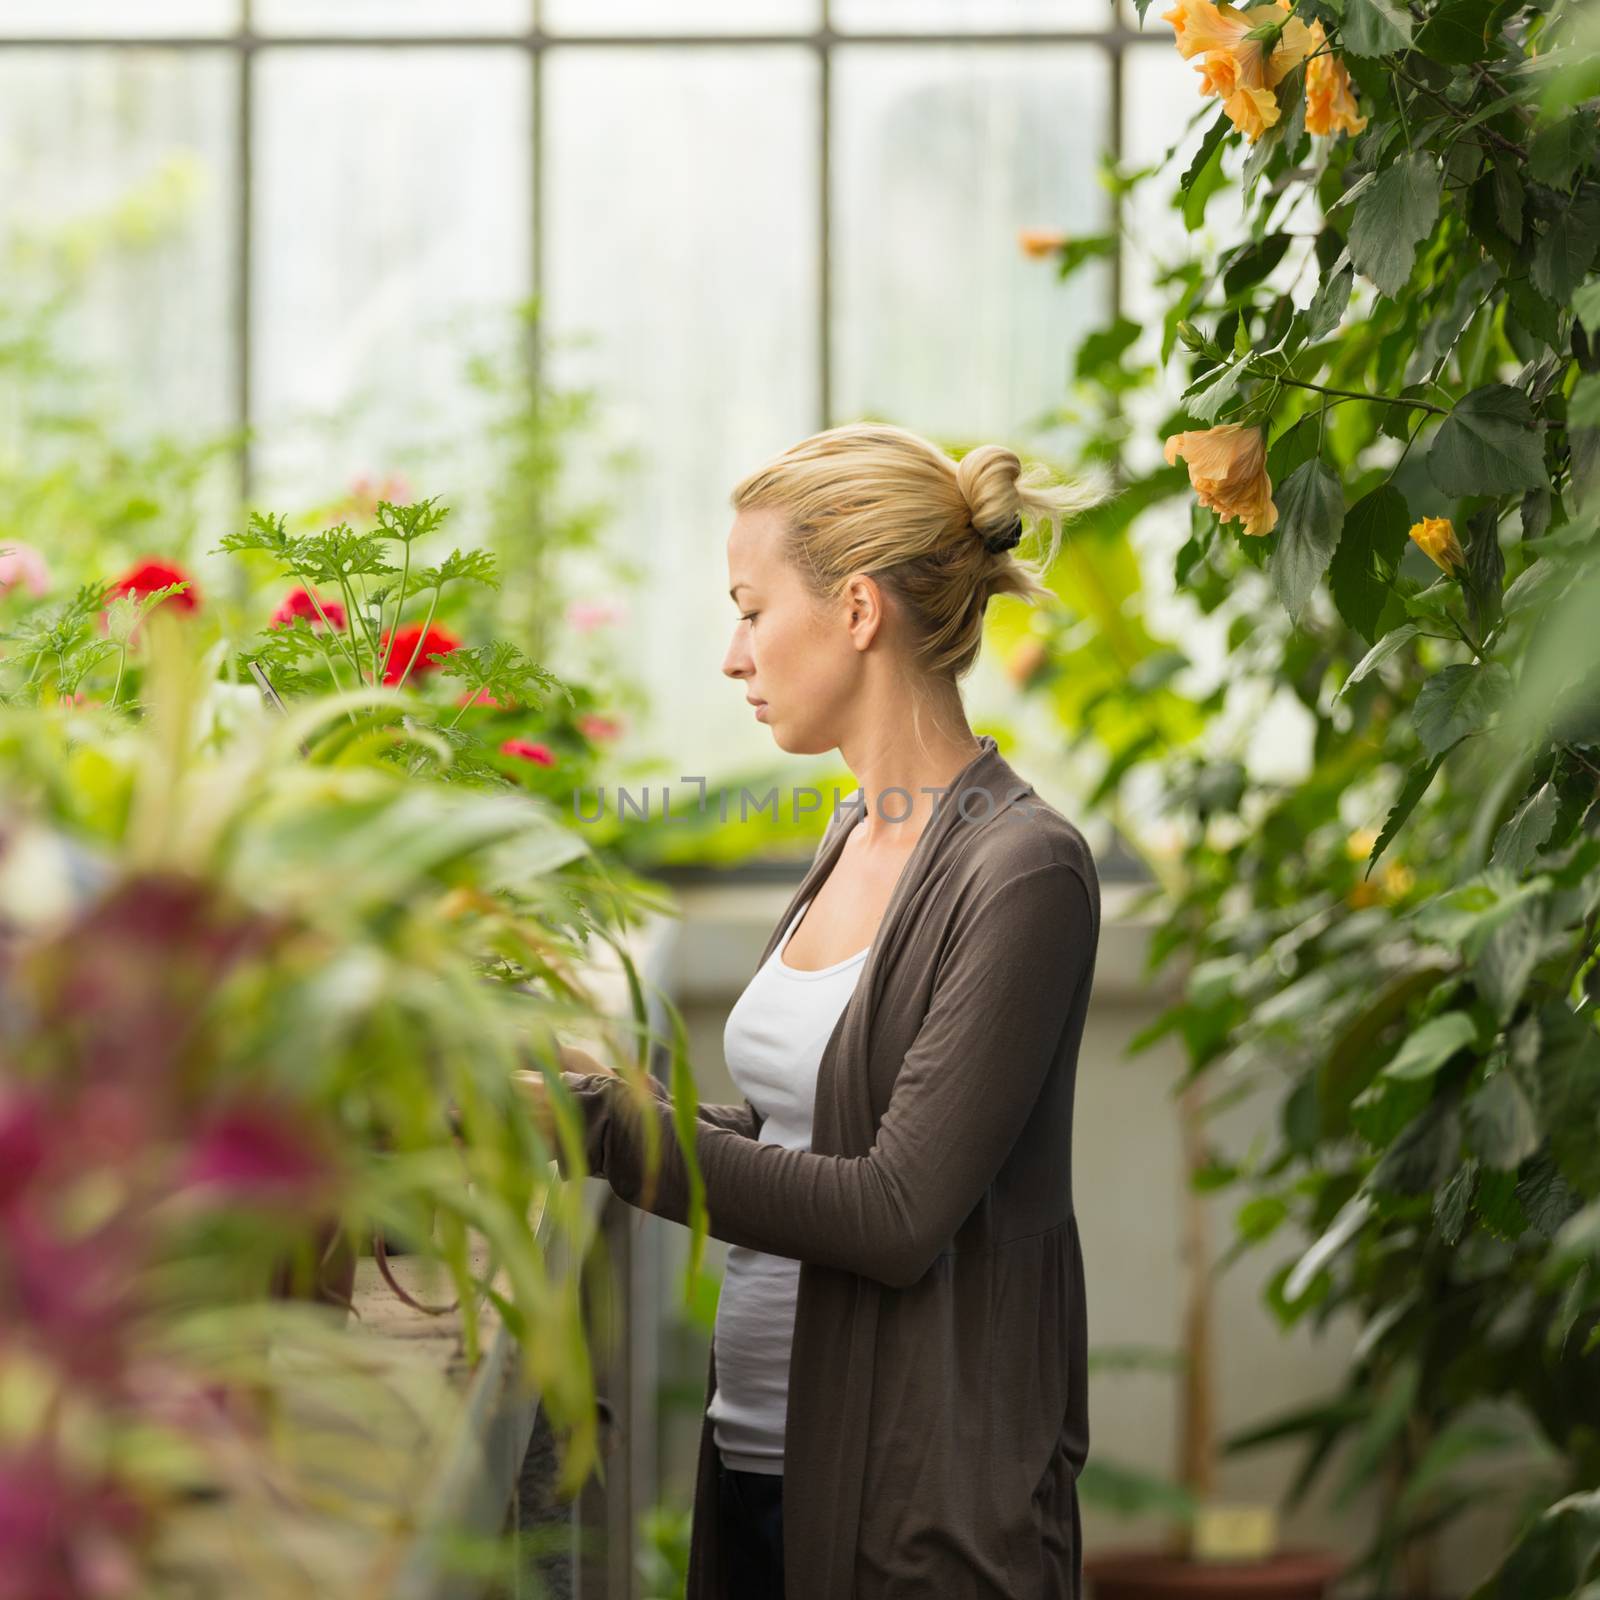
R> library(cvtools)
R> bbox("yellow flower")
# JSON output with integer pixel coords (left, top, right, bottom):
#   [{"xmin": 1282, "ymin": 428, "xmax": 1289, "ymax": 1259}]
[
  {"xmin": 1345, "ymin": 857, "xmax": 1414, "ymax": 909},
  {"xmin": 1408, "ymin": 516, "xmax": 1466, "ymax": 574},
  {"xmin": 1018, "ymin": 228, "xmax": 1070, "ymax": 259},
  {"xmin": 1345, "ymin": 827, "xmax": 1379, "ymax": 862},
  {"xmin": 1304, "ymin": 21, "xmax": 1367, "ymax": 138},
  {"xmin": 1160, "ymin": 0, "xmax": 1316, "ymax": 143},
  {"xmin": 1163, "ymin": 424, "xmax": 1279, "ymax": 536}
]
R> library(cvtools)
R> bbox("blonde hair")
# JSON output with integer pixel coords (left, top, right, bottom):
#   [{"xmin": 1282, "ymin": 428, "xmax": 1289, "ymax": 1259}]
[{"xmin": 729, "ymin": 422, "xmax": 1119, "ymax": 683}]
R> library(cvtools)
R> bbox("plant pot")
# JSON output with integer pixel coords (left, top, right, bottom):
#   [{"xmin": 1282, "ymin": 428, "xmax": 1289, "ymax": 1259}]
[
  {"xmin": 1085, "ymin": 1548, "xmax": 1345, "ymax": 1600},
  {"xmin": 267, "ymin": 1219, "xmax": 357, "ymax": 1322}
]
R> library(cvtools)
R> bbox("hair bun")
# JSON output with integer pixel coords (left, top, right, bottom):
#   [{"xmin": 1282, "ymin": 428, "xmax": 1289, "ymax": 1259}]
[{"xmin": 980, "ymin": 515, "xmax": 1024, "ymax": 556}]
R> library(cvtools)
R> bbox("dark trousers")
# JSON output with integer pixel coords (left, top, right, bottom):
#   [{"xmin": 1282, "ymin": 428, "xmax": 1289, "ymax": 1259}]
[{"xmin": 716, "ymin": 1458, "xmax": 785, "ymax": 1597}]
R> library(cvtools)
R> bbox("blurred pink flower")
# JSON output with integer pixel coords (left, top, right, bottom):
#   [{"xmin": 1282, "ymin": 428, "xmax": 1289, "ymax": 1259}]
[
  {"xmin": 565, "ymin": 599, "xmax": 624, "ymax": 633},
  {"xmin": 348, "ymin": 472, "xmax": 414, "ymax": 520},
  {"xmin": 577, "ymin": 713, "xmax": 623, "ymax": 743},
  {"xmin": 456, "ymin": 686, "xmax": 514, "ymax": 711},
  {"xmin": 0, "ymin": 541, "xmax": 50, "ymax": 599},
  {"xmin": 500, "ymin": 739, "xmax": 557, "ymax": 768},
  {"xmin": 4, "ymin": 1204, "xmax": 146, "ymax": 1388},
  {"xmin": 0, "ymin": 1443, "xmax": 148, "ymax": 1600},
  {"xmin": 0, "ymin": 1092, "xmax": 47, "ymax": 1213},
  {"xmin": 181, "ymin": 1096, "xmax": 339, "ymax": 1208}
]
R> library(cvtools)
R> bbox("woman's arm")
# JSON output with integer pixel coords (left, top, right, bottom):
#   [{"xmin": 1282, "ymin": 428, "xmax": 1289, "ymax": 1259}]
[
  {"xmin": 539, "ymin": 1045, "xmax": 761, "ymax": 1141},
  {"xmin": 562, "ymin": 861, "xmax": 1095, "ymax": 1289}
]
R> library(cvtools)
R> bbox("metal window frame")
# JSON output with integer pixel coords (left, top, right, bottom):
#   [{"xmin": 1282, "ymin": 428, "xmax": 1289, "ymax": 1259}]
[{"xmin": 2, "ymin": 0, "xmax": 1153, "ymax": 494}]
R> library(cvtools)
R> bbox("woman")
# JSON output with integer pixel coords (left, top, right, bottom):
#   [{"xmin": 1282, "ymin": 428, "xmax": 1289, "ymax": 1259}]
[{"xmin": 542, "ymin": 422, "xmax": 1112, "ymax": 1599}]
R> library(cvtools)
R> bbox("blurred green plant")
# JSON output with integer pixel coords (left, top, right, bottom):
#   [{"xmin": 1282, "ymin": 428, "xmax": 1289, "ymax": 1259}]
[{"xmin": 0, "ymin": 606, "xmax": 712, "ymax": 1594}]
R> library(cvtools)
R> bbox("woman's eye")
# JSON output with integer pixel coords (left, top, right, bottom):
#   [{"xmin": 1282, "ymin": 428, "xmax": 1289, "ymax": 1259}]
[{"xmin": 740, "ymin": 612, "xmax": 758, "ymax": 624}]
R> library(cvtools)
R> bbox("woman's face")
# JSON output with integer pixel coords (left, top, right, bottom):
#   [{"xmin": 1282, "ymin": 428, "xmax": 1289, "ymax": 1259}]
[{"xmin": 722, "ymin": 506, "xmax": 874, "ymax": 756}]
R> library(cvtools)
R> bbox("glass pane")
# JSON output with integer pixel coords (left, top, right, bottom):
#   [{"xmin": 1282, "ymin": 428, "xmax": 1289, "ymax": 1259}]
[
  {"xmin": 0, "ymin": 0, "xmax": 238, "ymax": 35},
  {"xmin": 0, "ymin": 49, "xmax": 238, "ymax": 457},
  {"xmin": 254, "ymin": 0, "xmax": 529, "ymax": 34},
  {"xmin": 543, "ymin": 47, "xmax": 820, "ymax": 780},
  {"xmin": 832, "ymin": 46, "xmax": 1112, "ymax": 448},
  {"xmin": 542, "ymin": 0, "xmax": 816, "ymax": 32},
  {"xmin": 835, "ymin": 0, "xmax": 1107, "ymax": 32},
  {"xmin": 251, "ymin": 48, "xmax": 532, "ymax": 507}
]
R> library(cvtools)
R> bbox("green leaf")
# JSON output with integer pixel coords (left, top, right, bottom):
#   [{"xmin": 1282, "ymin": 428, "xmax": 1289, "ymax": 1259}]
[
  {"xmin": 1181, "ymin": 111, "xmax": 1233, "ymax": 232},
  {"xmin": 1415, "ymin": 0, "xmax": 1503, "ymax": 64},
  {"xmin": 1464, "ymin": 1069, "xmax": 1541, "ymax": 1170},
  {"xmin": 1270, "ymin": 457, "xmax": 1345, "ymax": 621},
  {"xmin": 1180, "ymin": 108, "xmax": 1230, "ymax": 196},
  {"xmin": 1530, "ymin": 192, "xmax": 1600, "ymax": 303},
  {"xmin": 1056, "ymin": 233, "xmax": 1118, "ymax": 280},
  {"xmin": 1427, "ymin": 384, "xmax": 1548, "ymax": 498},
  {"xmin": 1414, "ymin": 662, "xmax": 1512, "ymax": 757},
  {"xmin": 1466, "ymin": 1488, "xmax": 1600, "ymax": 1600},
  {"xmin": 1306, "ymin": 259, "xmax": 1354, "ymax": 342},
  {"xmin": 1575, "ymin": 276, "xmax": 1600, "ymax": 335},
  {"xmin": 1222, "ymin": 233, "xmax": 1293, "ymax": 297},
  {"xmin": 1380, "ymin": 1012, "xmax": 1478, "ymax": 1082},
  {"xmin": 1328, "ymin": 485, "xmax": 1411, "ymax": 642},
  {"xmin": 1338, "ymin": 621, "xmax": 1418, "ymax": 697},
  {"xmin": 1340, "ymin": 0, "xmax": 1413, "ymax": 54},
  {"xmin": 1184, "ymin": 358, "xmax": 1249, "ymax": 424},
  {"xmin": 1368, "ymin": 750, "xmax": 1447, "ymax": 869},
  {"xmin": 1572, "ymin": 373, "xmax": 1600, "ymax": 432},
  {"xmin": 1074, "ymin": 316, "xmax": 1141, "ymax": 381},
  {"xmin": 1489, "ymin": 780, "xmax": 1560, "ymax": 874},
  {"xmin": 1349, "ymin": 153, "xmax": 1442, "ymax": 298},
  {"xmin": 1527, "ymin": 112, "xmax": 1598, "ymax": 192},
  {"xmin": 1490, "ymin": 155, "xmax": 1524, "ymax": 242}
]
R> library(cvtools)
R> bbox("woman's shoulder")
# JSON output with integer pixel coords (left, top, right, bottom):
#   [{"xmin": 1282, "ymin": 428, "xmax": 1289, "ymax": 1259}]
[{"xmin": 946, "ymin": 786, "xmax": 1100, "ymax": 923}]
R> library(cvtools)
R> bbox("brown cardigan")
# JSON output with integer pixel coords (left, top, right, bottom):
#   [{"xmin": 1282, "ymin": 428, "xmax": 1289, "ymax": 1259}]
[{"xmin": 560, "ymin": 733, "xmax": 1100, "ymax": 1598}]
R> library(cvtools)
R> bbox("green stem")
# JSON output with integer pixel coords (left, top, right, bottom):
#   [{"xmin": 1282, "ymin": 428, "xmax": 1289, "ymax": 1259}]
[
  {"xmin": 297, "ymin": 571, "xmax": 365, "ymax": 680},
  {"xmin": 334, "ymin": 573, "xmax": 371, "ymax": 683},
  {"xmin": 377, "ymin": 539, "xmax": 413, "ymax": 688},
  {"xmin": 1384, "ymin": 408, "xmax": 1430, "ymax": 486},
  {"xmin": 445, "ymin": 689, "xmax": 483, "ymax": 732},
  {"xmin": 1262, "ymin": 370, "xmax": 1449, "ymax": 415},
  {"xmin": 109, "ymin": 644, "xmax": 127, "ymax": 710},
  {"xmin": 392, "ymin": 586, "xmax": 442, "ymax": 692}
]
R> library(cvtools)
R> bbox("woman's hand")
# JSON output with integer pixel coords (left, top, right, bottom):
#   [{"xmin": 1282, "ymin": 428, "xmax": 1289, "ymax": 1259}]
[{"xmin": 513, "ymin": 1043, "xmax": 618, "ymax": 1146}]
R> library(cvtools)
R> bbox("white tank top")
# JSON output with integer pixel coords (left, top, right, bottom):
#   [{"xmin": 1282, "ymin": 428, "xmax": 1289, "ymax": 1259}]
[{"xmin": 707, "ymin": 896, "xmax": 869, "ymax": 1474}]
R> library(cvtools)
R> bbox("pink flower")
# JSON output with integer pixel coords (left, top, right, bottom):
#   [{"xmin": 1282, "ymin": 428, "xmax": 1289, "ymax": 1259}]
[
  {"xmin": 565, "ymin": 599, "xmax": 624, "ymax": 633},
  {"xmin": 348, "ymin": 472, "xmax": 414, "ymax": 520},
  {"xmin": 500, "ymin": 739, "xmax": 557, "ymax": 768},
  {"xmin": 577, "ymin": 713, "xmax": 623, "ymax": 742},
  {"xmin": 181, "ymin": 1096, "xmax": 339, "ymax": 1208},
  {"xmin": 269, "ymin": 587, "xmax": 346, "ymax": 631},
  {"xmin": 0, "ymin": 541, "xmax": 50, "ymax": 599},
  {"xmin": 0, "ymin": 1092, "xmax": 46, "ymax": 1214},
  {"xmin": 456, "ymin": 686, "xmax": 514, "ymax": 711},
  {"xmin": 0, "ymin": 1443, "xmax": 148, "ymax": 1600}
]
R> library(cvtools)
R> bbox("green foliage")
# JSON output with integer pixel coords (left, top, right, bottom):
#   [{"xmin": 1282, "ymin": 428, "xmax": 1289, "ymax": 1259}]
[{"xmin": 1023, "ymin": 0, "xmax": 1600, "ymax": 1584}]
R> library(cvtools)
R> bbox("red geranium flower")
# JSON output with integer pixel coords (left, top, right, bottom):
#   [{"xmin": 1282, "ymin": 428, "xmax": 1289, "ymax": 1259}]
[
  {"xmin": 270, "ymin": 586, "xmax": 346, "ymax": 631},
  {"xmin": 379, "ymin": 623, "xmax": 460, "ymax": 687},
  {"xmin": 500, "ymin": 738, "xmax": 557, "ymax": 768},
  {"xmin": 106, "ymin": 558, "xmax": 199, "ymax": 615}
]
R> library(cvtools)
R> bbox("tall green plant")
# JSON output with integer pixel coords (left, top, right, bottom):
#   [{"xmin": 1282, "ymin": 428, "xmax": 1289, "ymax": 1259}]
[{"xmin": 1014, "ymin": 0, "xmax": 1600, "ymax": 1589}]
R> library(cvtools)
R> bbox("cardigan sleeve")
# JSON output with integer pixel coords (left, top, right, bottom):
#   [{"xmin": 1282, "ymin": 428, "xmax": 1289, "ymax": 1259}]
[{"xmin": 559, "ymin": 861, "xmax": 1095, "ymax": 1289}]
